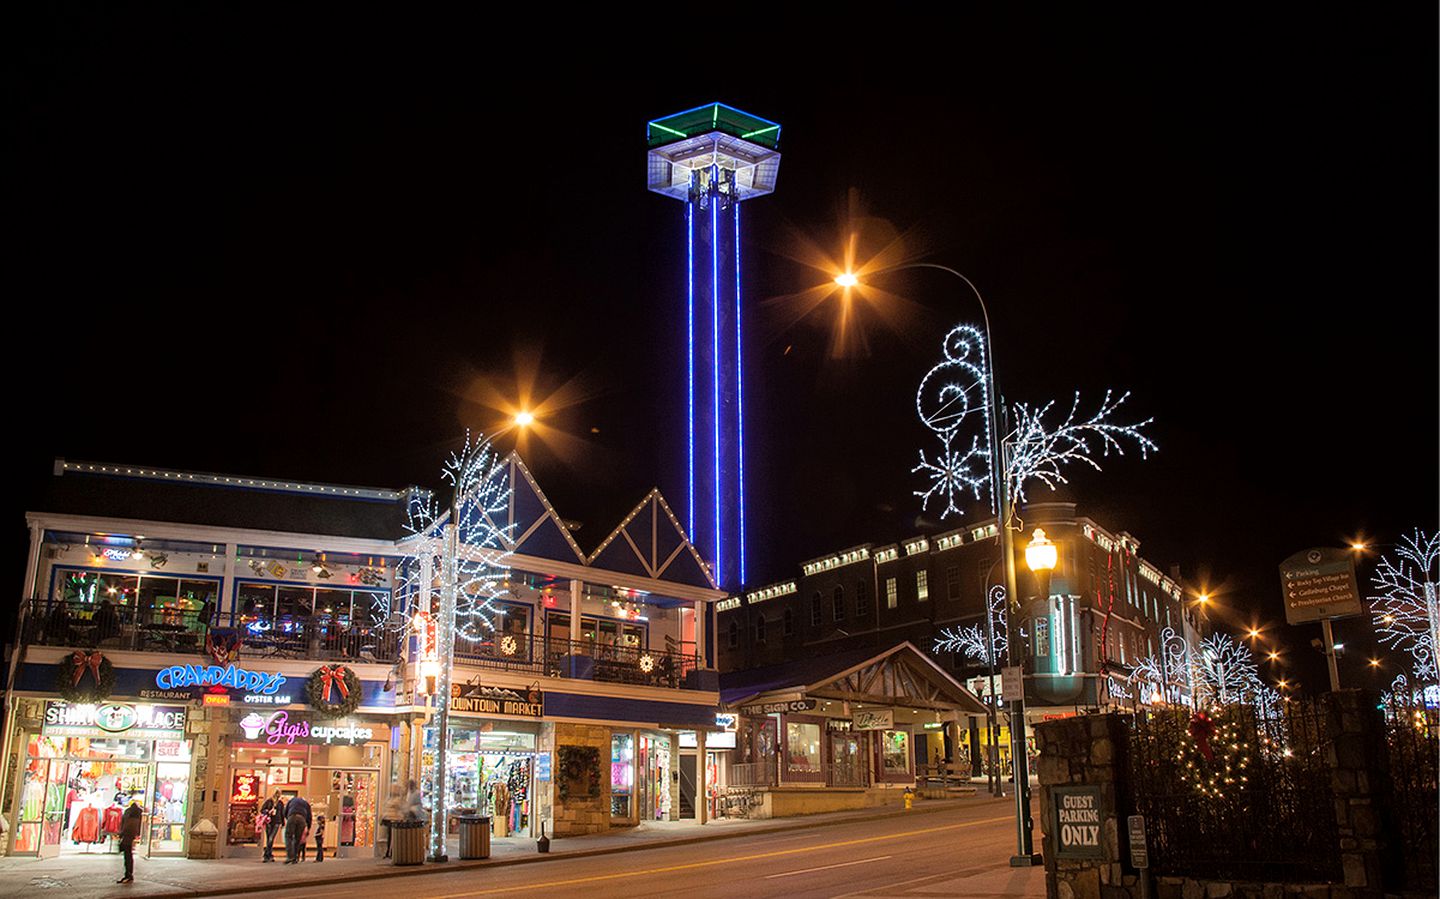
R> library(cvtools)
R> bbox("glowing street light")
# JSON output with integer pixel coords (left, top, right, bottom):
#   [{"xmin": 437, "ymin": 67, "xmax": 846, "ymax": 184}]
[
  {"xmin": 513, "ymin": 410, "xmax": 535, "ymax": 427},
  {"xmin": 834, "ymin": 272, "xmax": 858, "ymax": 288}
]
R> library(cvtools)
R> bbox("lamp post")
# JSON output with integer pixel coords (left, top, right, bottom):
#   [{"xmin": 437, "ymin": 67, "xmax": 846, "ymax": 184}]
[{"xmin": 835, "ymin": 264, "xmax": 1040, "ymax": 865}]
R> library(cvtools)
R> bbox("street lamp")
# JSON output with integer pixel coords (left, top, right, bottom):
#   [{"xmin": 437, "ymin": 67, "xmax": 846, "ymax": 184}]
[{"xmin": 838, "ymin": 263, "xmax": 1039, "ymax": 866}]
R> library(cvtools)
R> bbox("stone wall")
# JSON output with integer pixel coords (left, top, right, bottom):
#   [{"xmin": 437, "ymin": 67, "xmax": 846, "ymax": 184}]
[
  {"xmin": 1034, "ymin": 692, "xmax": 1397, "ymax": 899},
  {"xmin": 551, "ymin": 722, "xmax": 611, "ymax": 837}
]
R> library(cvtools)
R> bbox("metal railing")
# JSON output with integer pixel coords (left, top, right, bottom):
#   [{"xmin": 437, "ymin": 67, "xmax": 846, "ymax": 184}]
[
  {"xmin": 21, "ymin": 598, "xmax": 399, "ymax": 663},
  {"xmin": 454, "ymin": 635, "xmax": 702, "ymax": 690},
  {"xmin": 728, "ymin": 762, "xmax": 777, "ymax": 788}
]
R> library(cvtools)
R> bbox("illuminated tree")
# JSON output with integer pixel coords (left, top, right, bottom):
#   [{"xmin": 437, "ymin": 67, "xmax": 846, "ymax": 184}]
[
  {"xmin": 1368, "ymin": 529, "xmax": 1439, "ymax": 684},
  {"xmin": 1192, "ymin": 633, "xmax": 1265, "ymax": 707}
]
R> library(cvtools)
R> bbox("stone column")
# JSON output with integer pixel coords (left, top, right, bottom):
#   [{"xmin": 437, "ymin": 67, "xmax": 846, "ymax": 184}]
[
  {"xmin": 1323, "ymin": 690, "xmax": 1389, "ymax": 897},
  {"xmin": 1035, "ymin": 713, "xmax": 1132, "ymax": 899}
]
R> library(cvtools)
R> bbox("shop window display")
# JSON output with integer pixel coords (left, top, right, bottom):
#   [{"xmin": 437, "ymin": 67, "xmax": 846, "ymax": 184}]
[
  {"xmin": 13, "ymin": 735, "xmax": 154, "ymax": 857},
  {"xmin": 637, "ymin": 734, "xmax": 671, "ymax": 821},
  {"xmin": 881, "ymin": 730, "xmax": 911, "ymax": 775},
  {"xmin": 421, "ymin": 726, "xmax": 535, "ymax": 838},
  {"xmin": 610, "ymin": 733, "xmax": 633, "ymax": 818},
  {"xmin": 785, "ymin": 722, "xmax": 821, "ymax": 774}
]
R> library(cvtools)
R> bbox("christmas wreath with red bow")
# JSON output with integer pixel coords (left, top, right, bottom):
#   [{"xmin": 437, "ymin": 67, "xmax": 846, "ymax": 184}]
[
  {"xmin": 57, "ymin": 650, "xmax": 115, "ymax": 702},
  {"xmin": 306, "ymin": 664, "xmax": 361, "ymax": 718}
]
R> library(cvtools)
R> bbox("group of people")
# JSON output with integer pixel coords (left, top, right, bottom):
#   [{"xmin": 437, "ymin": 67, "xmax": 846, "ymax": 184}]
[{"xmin": 257, "ymin": 790, "xmax": 325, "ymax": 864}]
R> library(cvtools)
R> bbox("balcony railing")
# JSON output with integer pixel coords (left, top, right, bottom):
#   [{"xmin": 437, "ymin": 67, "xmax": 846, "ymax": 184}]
[
  {"xmin": 728, "ymin": 762, "xmax": 777, "ymax": 788},
  {"xmin": 454, "ymin": 634, "xmax": 702, "ymax": 690},
  {"xmin": 20, "ymin": 599, "xmax": 398, "ymax": 663},
  {"xmin": 20, "ymin": 599, "xmax": 703, "ymax": 688}
]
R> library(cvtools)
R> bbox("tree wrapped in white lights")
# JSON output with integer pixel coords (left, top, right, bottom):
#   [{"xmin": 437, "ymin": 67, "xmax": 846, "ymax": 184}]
[
  {"xmin": 1368, "ymin": 529, "xmax": 1439, "ymax": 685},
  {"xmin": 1192, "ymin": 632, "xmax": 1266, "ymax": 707},
  {"xmin": 1125, "ymin": 627, "xmax": 1199, "ymax": 706},
  {"xmin": 912, "ymin": 324, "xmax": 1156, "ymax": 517},
  {"xmin": 933, "ymin": 585, "xmax": 1008, "ymax": 665},
  {"xmin": 394, "ymin": 432, "xmax": 513, "ymax": 861}
]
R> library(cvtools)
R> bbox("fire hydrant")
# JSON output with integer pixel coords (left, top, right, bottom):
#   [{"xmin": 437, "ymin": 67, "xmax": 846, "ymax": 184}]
[{"xmin": 904, "ymin": 787, "xmax": 914, "ymax": 810}]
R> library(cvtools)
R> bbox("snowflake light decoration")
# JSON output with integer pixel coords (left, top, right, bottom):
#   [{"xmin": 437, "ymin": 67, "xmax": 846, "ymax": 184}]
[
  {"xmin": 912, "ymin": 323, "xmax": 1156, "ymax": 518},
  {"xmin": 1125, "ymin": 626, "xmax": 1199, "ymax": 706},
  {"xmin": 1369, "ymin": 529, "xmax": 1439, "ymax": 685}
]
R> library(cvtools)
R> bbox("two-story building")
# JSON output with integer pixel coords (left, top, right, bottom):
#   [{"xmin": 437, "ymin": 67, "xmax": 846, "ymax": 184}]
[
  {"xmin": 716, "ymin": 502, "xmax": 1205, "ymax": 779},
  {"xmin": 3, "ymin": 455, "xmax": 729, "ymax": 862}
]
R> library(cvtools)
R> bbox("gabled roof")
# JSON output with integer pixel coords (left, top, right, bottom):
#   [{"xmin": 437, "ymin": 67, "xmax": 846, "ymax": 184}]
[
  {"xmin": 719, "ymin": 641, "xmax": 986, "ymax": 714},
  {"xmin": 478, "ymin": 453, "xmax": 588, "ymax": 566},
  {"xmin": 587, "ymin": 489, "xmax": 717, "ymax": 590}
]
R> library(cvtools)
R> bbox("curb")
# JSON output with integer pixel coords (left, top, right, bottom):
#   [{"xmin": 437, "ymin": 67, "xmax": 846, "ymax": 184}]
[{"xmin": 125, "ymin": 799, "xmax": 979, "ymax": 898}]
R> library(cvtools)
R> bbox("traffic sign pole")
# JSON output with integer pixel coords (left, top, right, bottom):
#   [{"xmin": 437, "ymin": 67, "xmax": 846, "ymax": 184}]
[{"xmin": 1320, "ymin": 618, "xmax": 1341, "ymax": 692}]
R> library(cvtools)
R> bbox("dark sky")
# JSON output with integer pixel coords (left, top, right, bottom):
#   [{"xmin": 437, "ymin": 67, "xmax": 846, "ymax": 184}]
[{"xmin": 7, "ymin": 8, "xmax": 1437, "ymax": 692}]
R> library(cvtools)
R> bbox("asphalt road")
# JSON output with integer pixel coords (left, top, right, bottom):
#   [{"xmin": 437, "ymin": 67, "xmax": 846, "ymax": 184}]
[{"xmin": 232, "ymin": 798, "xmax": 1043, "ymax": 899}]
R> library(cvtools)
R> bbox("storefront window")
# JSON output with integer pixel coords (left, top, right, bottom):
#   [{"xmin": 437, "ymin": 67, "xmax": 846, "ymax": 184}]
[
  {"xmin": 421, "ymin": 725, "xmax": 537, "ymax": 838},
  {"xmin": 610, "ymin": 733, "xmax": 634, "ymax": 818},
  {"xmin": 785, "ymin": 722, "xmax": 821, "ymax": 773},
  {"xmin": 638, "ymin": 734, "xmax": 672, "ymax": 821},
  {"xmin": 881, "ymin": 730, "xmax": 910, "ymax": 774},
  {"xmin": 228, "ymin": 733, "xmax": 387, "ymax": 851}
]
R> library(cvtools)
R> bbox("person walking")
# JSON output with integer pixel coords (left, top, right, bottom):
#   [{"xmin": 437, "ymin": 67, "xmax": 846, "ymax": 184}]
[
  {"xmin": 116, "ymin": 800, "xmax": 143, "ymax": 884},
  {"xmin": 259, "ymin": 789, "xmax": 285, "ymax": 862},
  {"xmin": 282, "ymin": 793, "xmax": 312, "ymax": 865}
]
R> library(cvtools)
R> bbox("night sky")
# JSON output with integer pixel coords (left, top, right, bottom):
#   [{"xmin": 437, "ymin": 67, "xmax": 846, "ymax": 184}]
[{"xmin": 8, "ymin": 9, "xmax": 1437, "ymax": 693}]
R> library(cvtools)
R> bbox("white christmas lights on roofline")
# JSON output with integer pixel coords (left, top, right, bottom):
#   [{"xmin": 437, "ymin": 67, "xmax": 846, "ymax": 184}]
[
  {"xmin": 904, "ymin": 537, "xmax": 930, "ymax": 557},
  {"xmin": 745, "ymin": 581, "xmax": 796, "ymax": 605},
  {"xmin": 58, "ymin": 460, "xmax": 408, "ymax": 501},
  {"xmin": 874, "ymin": 547, "xmax": 899, "ymax": 563},
  {"xmin": 802, "ymin": 547, "xmax": 871, "ymax": 577}
]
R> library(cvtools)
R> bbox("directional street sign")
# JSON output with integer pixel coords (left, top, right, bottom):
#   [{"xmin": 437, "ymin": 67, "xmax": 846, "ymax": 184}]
[{"xmin": 1279, "ymin": 547, "xmax": 1362, "ymax": 625}]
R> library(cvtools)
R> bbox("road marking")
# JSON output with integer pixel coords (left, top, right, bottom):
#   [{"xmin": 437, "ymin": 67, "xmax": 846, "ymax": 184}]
[
  {"xmin": 764, "ymin": 855, "xmax": 891, "ymax": 878},
  {"xmin": 427, "ymin": 815, "xmax": 1011, "ymax": 897}
]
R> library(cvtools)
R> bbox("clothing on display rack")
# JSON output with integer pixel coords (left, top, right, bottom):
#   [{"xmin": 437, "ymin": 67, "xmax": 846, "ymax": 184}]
[{"xmin": 71, "ymin": 805, "xmax": 100, "ymax": 843}]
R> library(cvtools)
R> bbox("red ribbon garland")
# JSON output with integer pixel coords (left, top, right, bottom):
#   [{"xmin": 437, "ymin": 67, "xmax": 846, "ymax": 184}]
[
  {"xmin": 71, "ymin": 650, "xmax": 103, "ymax": 687},
  {"xmin": 318, "ymin": 666, "xmax": 350, "ymax": 703},
  {"xmin": 1189, "ymin": 711, "xmax": 1216, "ymax": 762}
]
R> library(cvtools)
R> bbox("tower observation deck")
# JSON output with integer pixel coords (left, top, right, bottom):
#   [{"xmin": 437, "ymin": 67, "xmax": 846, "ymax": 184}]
[{"xmin": 647, "ymin": 103, "xmax": 781, "ymax": 590}]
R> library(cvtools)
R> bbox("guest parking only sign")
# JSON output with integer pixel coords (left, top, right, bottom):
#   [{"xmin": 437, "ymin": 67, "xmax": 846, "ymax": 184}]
[{"xmin": 1052, "ymin": 785, "xmax": 1105, "ymax": 859}]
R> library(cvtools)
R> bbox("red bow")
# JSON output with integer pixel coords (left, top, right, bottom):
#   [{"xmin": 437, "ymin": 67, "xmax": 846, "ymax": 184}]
[
  {"xmin": 1189, "ymin": 711, "xmax": 1216, "ymax": 763},
  {"xmin": 71, "ymin": 651, "xmax": 103, "ymax": 687},
  {"xmin": 318, "ymin": 666, "xmax": 350, "ymax": 703}
]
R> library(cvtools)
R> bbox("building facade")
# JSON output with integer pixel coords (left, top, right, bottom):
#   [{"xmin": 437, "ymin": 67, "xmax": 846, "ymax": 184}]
[
  {"xmin": 717, "ymin": 502, "xmax": 1206, "ymax": 775},
  {"xmin": 3, "ymin": 455, "xmax": 730, "ymax": 861}
]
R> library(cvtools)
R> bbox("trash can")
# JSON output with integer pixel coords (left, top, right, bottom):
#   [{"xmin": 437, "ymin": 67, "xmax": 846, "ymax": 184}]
[
  {"xmin": 391, "ymin": 819, "xmax": 428, "ymax": 866},
  {"xmin": 458, "ymin": 815, "xmax": 491, "ymax": 860}
]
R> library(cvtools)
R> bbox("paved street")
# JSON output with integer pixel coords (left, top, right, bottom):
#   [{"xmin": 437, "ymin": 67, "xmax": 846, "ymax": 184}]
[{"xmin": 233, "ymin": 798, "xmax": 1041, "ymax": 899}]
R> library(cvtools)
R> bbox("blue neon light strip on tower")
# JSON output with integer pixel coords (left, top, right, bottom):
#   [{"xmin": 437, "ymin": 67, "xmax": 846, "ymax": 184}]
[
  {"xmin": 686, "ymin": 201, "xmax": 695, "ymax": 538},
  {"xmin": 734, "ymin": 202, "xmax": 745, "ymax": 584},
  {"xmin": 710, "ymin": 168, "xmax": 721, "ymax": 578}
]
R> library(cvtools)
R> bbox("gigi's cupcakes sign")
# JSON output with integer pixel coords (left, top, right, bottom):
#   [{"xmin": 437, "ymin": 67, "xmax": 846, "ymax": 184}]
[{"xmin": 237, "ymin": 710, "xmax": 381, "ymax": 746}]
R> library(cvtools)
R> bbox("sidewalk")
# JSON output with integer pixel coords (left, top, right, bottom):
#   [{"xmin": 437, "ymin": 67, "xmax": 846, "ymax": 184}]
[{"xmin": 0, "ymin": 796, "xmax": 995, "ymax": 899}]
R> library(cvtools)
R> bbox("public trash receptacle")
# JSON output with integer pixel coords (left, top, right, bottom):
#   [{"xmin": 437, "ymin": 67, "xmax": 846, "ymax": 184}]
[
  {"xmin": 459, "ymin": 815, "xmax": 491, "ymax": 860},
  {"xmin": 391, "ymin": 819, "xmax": 427, "ymax": 866}
]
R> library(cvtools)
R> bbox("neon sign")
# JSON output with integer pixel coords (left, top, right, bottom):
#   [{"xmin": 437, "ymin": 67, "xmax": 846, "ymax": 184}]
[
  {"xmin": 238, "ymin": 710, "xmax": 375, "ymax": 746},
  {"xmin": 155, "ymin": 664, "xmax": 287, "ymax": 695}
]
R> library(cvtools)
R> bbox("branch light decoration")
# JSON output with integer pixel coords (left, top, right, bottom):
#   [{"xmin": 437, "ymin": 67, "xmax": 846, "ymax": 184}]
[
  {"xmin": 911, "ymin": 325, "xmax": 1156, "ymax": 518},
  {"xmin": 933, "ymin": 584, "xmax": 1008, "ymax": 665},
  {"xmin": 395, "ymin": 432, "xmax": 515, "ymax": 651},
  {"xmin": 1368, "ymin": 529, "xmax": 1438, "ymax": 685}
]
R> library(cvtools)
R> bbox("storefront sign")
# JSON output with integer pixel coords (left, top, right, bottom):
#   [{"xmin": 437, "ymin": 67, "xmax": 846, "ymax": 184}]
[
  {"xmin": 44, "ymin": 701, "xmax": 187, "ymax": 739},
  {"xmin": 1053, "ymin": 785, "xmax": 1105, "ymax": 859},
  {"xmin": 739, "ymin": 698, "xmax": 816, "ymax": 715},
  {"xmin": 714, "ymin": 713, "xmax": 738, "ymax": 731},
  {"xmin": 449, "ymin": 684, "xmax": 544, "ymax": 718},
  {"xmin": 826, "ymin": 719, "xmax": 854, "ymax": 732},
  {"xmin": 155, "ymin": 663, "xmax": 287, "ymax": 695},
  {"xmin": 202, "ymin": 693, "xmax": 231, "ymax": 707},
  {"xmin": 853, "ymin": 709, "xmax": 894, "ymax": 730},
  {"xmin": 237, "ymin": 710, "xmax": 387, "ymax": 746}
]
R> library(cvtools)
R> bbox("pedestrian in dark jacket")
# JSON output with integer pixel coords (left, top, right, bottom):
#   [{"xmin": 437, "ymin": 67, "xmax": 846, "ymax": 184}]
[
  {"xmin": 313, "ymin": 814, "xmax": 326, "ymax": 862},
  {"xmin": 259, "ymin": 790, "xmax": 285, "ymax": 861},
  {"xmin": 283, "ymin": 795, "xmax": 312, "ymax": 864},
  {"xmin": 117, "ymin": 801, "xmax": 143, "ymax": 883}
]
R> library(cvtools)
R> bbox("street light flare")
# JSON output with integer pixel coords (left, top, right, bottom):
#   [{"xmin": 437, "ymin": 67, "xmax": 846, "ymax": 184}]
[
  {"xmin": 834, "ymin": 272, "xmax": 858, "ymax": 288},
  {"xmin": 514, "ymin": 410, "xmax": 535, "ymax": 427}
]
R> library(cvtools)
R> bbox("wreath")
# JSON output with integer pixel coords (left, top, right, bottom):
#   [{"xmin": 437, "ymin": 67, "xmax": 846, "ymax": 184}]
[
  {"xmin": 557, "ymin": 745, "xmax": 601, "ymax": 801},
  {"xmin": 57, "ymin": 651, "xmax": 115, "ymax": 703},
  {"xmin": 306, "ymin": 665, "xmax": 362, "ymax": 718}
]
